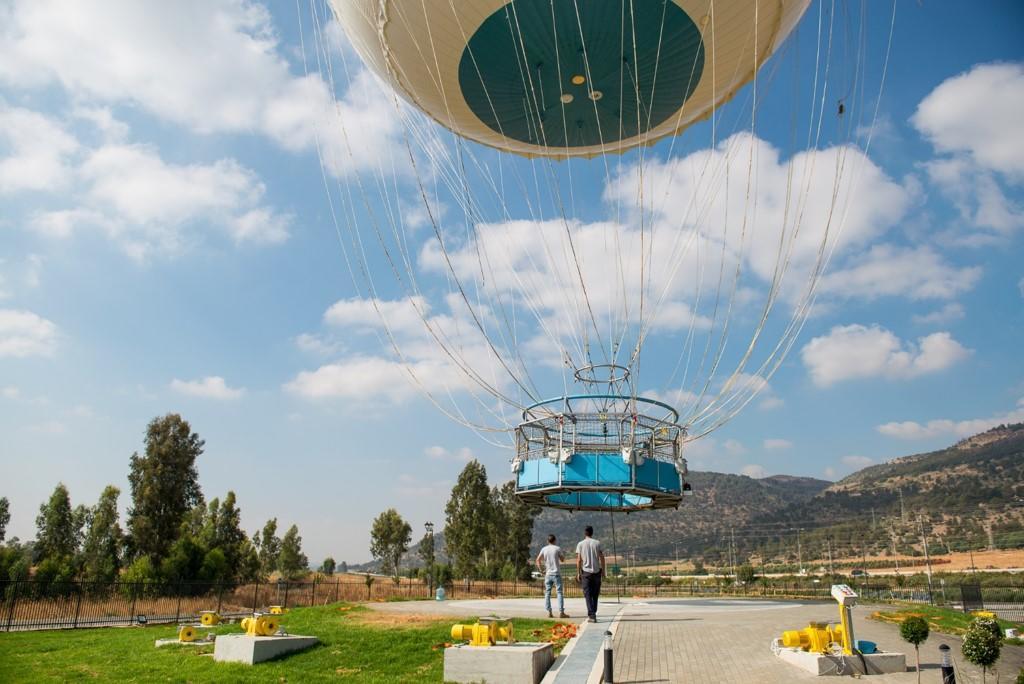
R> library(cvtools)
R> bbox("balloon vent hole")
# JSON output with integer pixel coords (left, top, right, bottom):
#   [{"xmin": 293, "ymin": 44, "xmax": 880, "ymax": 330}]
[
  {"xmin": 589, "ymin": 90, "xmax": 603, "ymax": 101},
  {"xmin": 560, "ymin": 93, "xmax": 574, "ymax": 104},
  {"xmin": 571, "ymin": 74, "xmax": 586, "ymax": 86}
]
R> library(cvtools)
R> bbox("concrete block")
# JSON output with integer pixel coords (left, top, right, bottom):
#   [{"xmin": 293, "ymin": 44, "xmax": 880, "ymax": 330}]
[
  {"xmin": 776, "ymin": 648, "xmax": 906, "ymax": 676},
  {"xmin": 155, "ymin": 637, "xmax": 210, "ymax": 648},
  {"xmin": 213, "ymin": 634, "xmax": 318, "ymax": 665},
  {"xmin": 444, "ymin": 642, "xmax": 554, "ymax": 684}
]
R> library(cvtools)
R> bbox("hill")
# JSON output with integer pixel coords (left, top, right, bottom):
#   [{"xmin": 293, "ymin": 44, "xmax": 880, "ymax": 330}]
[{"xmin": 530, "ymin": 423, "xmax": 1024, "ymax": 565}]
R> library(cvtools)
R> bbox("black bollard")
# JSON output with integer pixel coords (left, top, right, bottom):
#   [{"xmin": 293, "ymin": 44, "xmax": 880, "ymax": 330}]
[
  {"xmin": 603, "ymin": 630, "xmax": 614, "ymax": 683},
  {"xmin": 938, "ymin": 644, "xmax": 955, "ymax": 684}
]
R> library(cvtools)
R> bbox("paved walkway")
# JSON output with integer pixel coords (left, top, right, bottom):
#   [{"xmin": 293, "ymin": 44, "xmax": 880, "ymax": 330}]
[{"xmin": 366, "ymin": 597, "xmax": 1024, "ymax": 683}]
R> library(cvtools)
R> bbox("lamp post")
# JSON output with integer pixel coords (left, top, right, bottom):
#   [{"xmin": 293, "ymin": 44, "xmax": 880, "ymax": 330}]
[{"xmin": 424, "ymin": 522, "xmax": 435, "ymax": 596}]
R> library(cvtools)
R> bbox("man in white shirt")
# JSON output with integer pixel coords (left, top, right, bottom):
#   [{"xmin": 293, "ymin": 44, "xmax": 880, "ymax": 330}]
[
  {"xmin": 575, "ymin": 526, "xmax": 605, "ymax": 622},
  {"xmin": 535, "ymin": 534, "xmax": 568, "ymax": 618}
]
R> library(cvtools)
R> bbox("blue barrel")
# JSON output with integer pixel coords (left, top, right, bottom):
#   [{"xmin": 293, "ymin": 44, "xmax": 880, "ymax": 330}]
[
  {"xmin": 856, "ymin": 640, "xmax": 877, "ymax": 654},
  {"xmin": 435, "ymin": 587, "xmax": 446, "ymax": 601}
]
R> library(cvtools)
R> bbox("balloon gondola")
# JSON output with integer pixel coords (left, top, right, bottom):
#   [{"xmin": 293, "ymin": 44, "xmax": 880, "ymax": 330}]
[{"xmin": 512, "ymin": 365, "xmax": 692, "ymax": 512}]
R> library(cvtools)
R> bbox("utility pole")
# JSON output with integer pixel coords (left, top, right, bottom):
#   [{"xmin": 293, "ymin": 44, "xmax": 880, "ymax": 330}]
[
  {"xmin": 796, "ymin": 529, "xmax": 803, "ymax": 575},
  {"xmin": 985, "ymin": 523, "xmax": 995, "ymax": 552},
  {"xmin": 890, "ymin": 524, "xmax": 900, "ymax": 575},
  {"xmin": 918, "ymin": 516, "xmax": 934, "ymax": 605},
  {"xmin": 826, "ymin": 536, "xmax": 834, "ymax": 576},
  {"xmin": 899, "ymin": 488, "xmax": 906, "ymax": 523},
  {"xmin": 871, "ymin": 508, "xmax": 876, "ymax": 528},
  {"xmin": 730, "ymin": 528, "xmax": 737, "ymax": 579}
]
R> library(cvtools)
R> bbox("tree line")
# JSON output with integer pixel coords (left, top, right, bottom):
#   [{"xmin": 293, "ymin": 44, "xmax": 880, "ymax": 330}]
[
  {"xmin": 0, "ymin": 414, "xmax": 320, "ymax": 588},
  {"xmin": 369, "ymin": 460, "xmax": 539, "ymax": 584}
]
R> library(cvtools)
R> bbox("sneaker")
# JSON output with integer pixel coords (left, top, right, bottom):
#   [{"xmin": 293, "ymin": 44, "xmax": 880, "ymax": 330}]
[
  {"xmin": 547, "ymin": 611, "xmax": 553, "ymax": 618},
  {"xmin": 559, "ymin": 612, "xmax": 570, "ymax": 618},
  {"xmin": 588, "ymin": 617, "xmax": 597, "ymax": 623}
]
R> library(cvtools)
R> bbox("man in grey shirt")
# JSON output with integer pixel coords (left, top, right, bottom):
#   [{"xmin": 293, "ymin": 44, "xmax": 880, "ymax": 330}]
[
  {"xmin": 575, "ymin": 526, "xmax": 605, "ymax": 622},
  {"xmin": 536, "ymin": 534, "xmax": 568, "ymax": 618}
]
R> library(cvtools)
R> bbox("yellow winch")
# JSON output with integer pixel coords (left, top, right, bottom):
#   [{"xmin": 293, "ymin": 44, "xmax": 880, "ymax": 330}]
[
  {"xmin": 178, "ymin": 625, "xmax": 198, "ymax": 642},
  {"xmin": 199, "ymin": 611, "xmax": 220, "ymax": 626},
  {"xmin": 781, "ymin": 622, "xmax": 846, "ymax": 653},
  {"xmin": 269, "ymin": 605, "xmax": 287, "ymax": 615},
  {"xmin": 450, "ymin": 618, "xmax": 515, "ymax": 647},
  {"xmin": 241, "ymin": 614, "xmax": 282, "ymax": 636}
]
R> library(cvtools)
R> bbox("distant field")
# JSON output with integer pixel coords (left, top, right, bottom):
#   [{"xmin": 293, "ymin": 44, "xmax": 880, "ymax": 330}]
[
  {"xmin": 627, "ymin": 549, "xmax": 1024, "ymax": 576},
  {"xmin": 0, "ymin": 602, "xmax": 562, "ymax": 683}
]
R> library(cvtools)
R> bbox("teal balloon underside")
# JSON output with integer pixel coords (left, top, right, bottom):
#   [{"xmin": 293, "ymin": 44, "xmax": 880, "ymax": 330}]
[{"xmin": 458, "ymin": 0, "xmax": 705, "ymax": 149}]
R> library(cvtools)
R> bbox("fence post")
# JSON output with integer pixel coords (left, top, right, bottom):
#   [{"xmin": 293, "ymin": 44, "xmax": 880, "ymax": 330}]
[
  {"xmin": 283, "ymin": 582, "xmax": 290, "ymax": 609},
  {"xmin": 6, "ymin": 581, "xmax": 20, "ymax": 632},
  {"xmin": 251, "ymin": 579, "xmax": 259, "ymax": 614},
  {"xmin": 334, "ymin": 581, "xmax": 339, "ymax": 604},
  {"xmin": 72, "ymin": 585, "xmax": 83, "ymax": 629},
  {"xmin": 175, "ymin": 583, "xmax": 182, "ymax": 624},
  {"xmin": 128, "ymin": 583, "xmax": 138, "ymax": 626},
  {"xmin": 311, "ymin": 579, "xmax": 317, "ymax": 607},
  {"xmin": 216, "ymin": 583, "xmax": 225, "ymax": 614}
]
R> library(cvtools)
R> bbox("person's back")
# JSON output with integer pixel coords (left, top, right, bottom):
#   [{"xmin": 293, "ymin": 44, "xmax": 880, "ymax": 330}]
[
  {"xmin": 576, "ymin": 526, "xmax": 604, "ymax": 622},
  {"xmin": 576, "ymin": 537, "xmax": 602, "ymax": 574},
  {"xmin": 539, "ymin": 543, "xmax": 562, "ymax": 576},
  {"xmin": 536, "ymin": 534, "xmax": 568, "ymax": 618}
]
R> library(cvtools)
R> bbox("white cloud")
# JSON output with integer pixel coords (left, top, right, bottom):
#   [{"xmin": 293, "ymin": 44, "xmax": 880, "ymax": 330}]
[
  {"xmin": 758, "ymin": 396, "xmax": 785, "ymax": 410},
  {"xmin": 0, "ymin": 0, "xmax": 404, "ymax": 178},
  {"xmin": 31, "ymin": 143, "xmax": 290, "ymax": 256},
  {"xmin": 285, "ymin": 356, "xmax": 429, "ymax": 403},
  {"xmin": 801, "ymin": 324, "xmax": 970, "ymax": 387},
  {"xmin": 170, "ymin": 376, "xmax": 244, "ymax": 400},
  {"xmin": 722, "ymin": 439, "xmax": 747, "ymax": 457},
  {"xmin": 877, "ymin": 398, "xmax": 1024, "ymax": 440},
  {"xmin": 912, "ymin": 63, "xmax": 1024, "ymax": 179},
  {"xmin": 913, "ymin": 63, "xmax": 1024, "ymax": 238},
  {"xmin": 840, "ymin": 455, "xmax": 873, "ymax": 469},
  {"xmin": 424, "ymin": 446, "xmax": 474, "ymax": 463},
  {"xmin": 0, "ymin": 309, "xmax": 58, "ymax": 357},
  {"xmin": 293, "ymin": 333, "xmax": 341, "ymax": 356},
  {"xmin": 912, "ymin": 303, "xmax": 965, "ymax": 326},
  {"xmin": 1, "ymin": 386, "xmax": 20, "ymax": 399},
  {"xmin": 740, "ymin": 464, "xmax": 768, "ymax": 478},
  {"xmin": 324, "ymin": 296, "xmax": 427, "ymax": 335},
  {"xmin": 819, "ymin": 245, "xmax": 981, "ymax": 301},
  {"xmin": 763, "ymin": 438, "xmax": 792, "ymax": 450},
  {"xmin": 0, "ymin": 104, "xmax": 79, "ymax": 193}
]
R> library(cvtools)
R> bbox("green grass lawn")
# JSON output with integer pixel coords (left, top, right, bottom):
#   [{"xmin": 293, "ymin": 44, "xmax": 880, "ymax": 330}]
[
  {"xmin": 0, "ymin": 603, "xmax": 563, "ymax": 682},
  {"xmin": 870, "ymin": 604, "xmax": 1024, "ymax": 644}
]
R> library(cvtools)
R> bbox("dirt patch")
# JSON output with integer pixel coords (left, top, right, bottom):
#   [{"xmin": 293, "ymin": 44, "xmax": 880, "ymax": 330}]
[{"xmin": 351, "ymin": 611, "xmax": 452, "ymax": 628}]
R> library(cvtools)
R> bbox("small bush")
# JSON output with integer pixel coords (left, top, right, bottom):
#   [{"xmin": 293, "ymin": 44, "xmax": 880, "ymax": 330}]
[{"xmin": 962, "ymin": 617, "xmax": 1002, "ymax": 683}]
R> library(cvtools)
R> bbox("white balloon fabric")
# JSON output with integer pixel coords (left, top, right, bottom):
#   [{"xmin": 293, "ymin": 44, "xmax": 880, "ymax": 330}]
[{"xmin": 332, "ymin": 0, "xmax": 811, "ymax": 158}]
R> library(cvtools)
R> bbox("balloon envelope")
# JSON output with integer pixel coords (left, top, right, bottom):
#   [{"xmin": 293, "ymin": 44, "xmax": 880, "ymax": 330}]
[{"xmin": 332, "ymin": 0, "xmax": 810, "ymax": 158}]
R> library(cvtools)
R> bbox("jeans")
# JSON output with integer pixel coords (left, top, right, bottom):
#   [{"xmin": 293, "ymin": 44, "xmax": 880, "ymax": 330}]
[
  {"xmin": 582, "ymin": 572, "xmax": 602, "ymax": 618},
  {"xmin": 544, "ymin": 574, "xmax": 564, "ymax": 614}
]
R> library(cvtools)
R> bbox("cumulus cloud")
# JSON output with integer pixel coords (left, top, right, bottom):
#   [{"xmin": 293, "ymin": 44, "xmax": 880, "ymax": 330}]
[
  {"xmin": 0, "ymin": 104, "xmax": 79, "ymax": 193},
  {"xmin": 801, "ymin": 324, "xmax": 970, "ymax": 387},
  {"xmin": 424, "ymin": 446, "xmax": 475, "ymax": 463},
  {"xmin": 170, "ymin": 376, "xmax": 245, "ymax": 400},
  {"xmin": 913, "ymin": 63, "xmax": 1024, "ymax": 238},
  {"xmin": 0, "ymin": 309, "xmax": 58, "ymax": 357},
  {"xmin": 723, "ymin": 439, "xmax": 747, "ymax": 457},
  {"xmin": 912, "ymin": 303, "xmax": 965, "ymax": 326},
  {"xmin": 840, "ymin": 455, "xmax": 873, "ymax": 469},
  {"xmin": 763, "ymin": 438, "xmax": 792, "ymax": 450},
  {"xmin": 877, "ymin": 398, "xmax": 1024, "ymax": 440},
  {"xmin": 0, "ymin": 0, "xmax": 404, "ymax": 178},
  {"xmin": 740, "ymin": 464, "xmax": 768, "ymax": 478},
  {"xmin": 819, "ymin": 245, "xmax": 981, "ymax": 301},
  {"xmin": 30, "ymin": 143, "xmax": 290, "ymax": 257}
]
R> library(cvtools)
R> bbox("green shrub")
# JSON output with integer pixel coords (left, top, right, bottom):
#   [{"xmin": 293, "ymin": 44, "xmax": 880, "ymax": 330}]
[
  {"xmin": 962, "ymin": 617, "xmax": 1002, "ymax": 683},
  {"xmin": 899, "ymin": 616, "xmax": 929, "ymax": 683}
]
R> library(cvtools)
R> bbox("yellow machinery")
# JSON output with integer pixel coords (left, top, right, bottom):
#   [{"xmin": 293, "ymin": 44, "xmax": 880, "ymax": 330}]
[
  {"xmin": 199, "ymin": 611, "xmax": 220, "ymax": 626},
  {"xmin": 450, "ymin": 617, "xmax": 515, "ymax": 647},
  {"xmin": 778, "ymin": 584, "xmax": 859, "ymax": 656},
  {"xmin": 241, "ymin": 613, "xmax": 282, "ymax": 636},
  {"xmin": 178, "ymin": 625, "xmax": 198, "ymax": 642},
  {"xmin": 269, "ymin": 605, "xmax": 287, "ymax": 615}
]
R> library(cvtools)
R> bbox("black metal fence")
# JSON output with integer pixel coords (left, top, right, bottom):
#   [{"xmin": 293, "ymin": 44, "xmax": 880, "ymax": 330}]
[{"xmin": 2, "ymin": 577, "xmax": 1022, "ymax": 632}]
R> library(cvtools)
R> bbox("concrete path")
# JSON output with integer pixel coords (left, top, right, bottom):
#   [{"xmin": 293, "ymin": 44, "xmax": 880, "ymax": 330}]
[{"xmin": 365, "ymin": 597, "xmax": 1024, "ymax": 683}]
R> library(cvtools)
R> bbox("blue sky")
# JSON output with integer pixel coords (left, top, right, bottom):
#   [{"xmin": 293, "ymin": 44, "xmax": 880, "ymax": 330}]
[{"xmin": 1, "ymin": 1, "xmax": 1022, "ymax": 564}]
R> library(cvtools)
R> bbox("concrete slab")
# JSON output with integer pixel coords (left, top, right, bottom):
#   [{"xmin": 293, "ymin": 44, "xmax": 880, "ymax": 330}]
[
  {"xmin": 154, "ymin": 637, "xmax": 211, "ymax": 648},
  {"xmin": 212, "ymin": 634, "xmax": 318, "ymax": 665},
  {"xmin": 776, "ymin": 648, "xmax": 907, "ymax": 676},
  {"xmin": 444, "ymin": 642, "xmax": 554, "ymax": 684}
]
